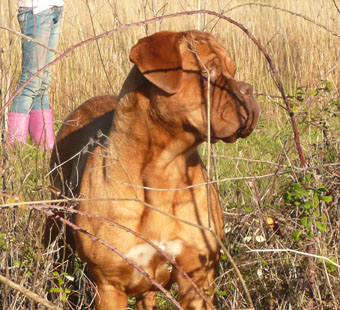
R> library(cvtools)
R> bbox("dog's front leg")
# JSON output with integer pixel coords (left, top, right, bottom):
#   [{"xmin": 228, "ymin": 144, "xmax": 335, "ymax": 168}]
[
  {"xmin": 136, "ymin": 291, "xmax": 157, "ymax": 310},
  {"xmin": 172, "ymin": 254, "xmax": 217, "ymax": 310},
  {"xmin": 94, "ymin": 284, "xmax": 128, "ymax": 310}
]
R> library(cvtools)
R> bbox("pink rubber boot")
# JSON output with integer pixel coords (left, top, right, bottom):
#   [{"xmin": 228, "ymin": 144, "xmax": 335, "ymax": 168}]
[
  {"xmin": 7, "ymin": 112, "xmax": 30, "ymax": 146},
  {"xmin": 29, "ymin": 109, "xmax": 55, "ymax": 150}
]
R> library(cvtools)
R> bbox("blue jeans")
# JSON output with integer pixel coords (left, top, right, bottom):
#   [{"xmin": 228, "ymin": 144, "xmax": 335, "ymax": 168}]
[{"xmin": 11, "ymin": 7, "xmax": 63, "ymax": 114}]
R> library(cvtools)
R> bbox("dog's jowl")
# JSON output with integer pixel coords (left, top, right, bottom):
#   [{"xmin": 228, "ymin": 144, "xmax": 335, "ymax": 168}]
[{"xmin": 47, "ymin": 30, "xmax": 259, "ymax": 310}]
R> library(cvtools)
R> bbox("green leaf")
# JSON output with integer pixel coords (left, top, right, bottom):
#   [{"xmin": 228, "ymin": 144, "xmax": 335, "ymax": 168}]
[
  {"xmin": 313, "ymin": 209, "xmax": 320, "ymax": 217},
  {"xmin": 294, "ymin": 188, "xmax": 309, "ymax": 197},
  {"xmin": 307, "ymin": 89, "xmax": 318, "ymax": 96},
  {"xmin": 307, "ymin": 229, "xmax": 314, "ymax": 238},
  {"xmin": 321, "ymin": 80, "xmax": 333, "ymax": 92},
  {"xmin": 244, "ymin": 206, "xmax": 253, "ymax": 213},
  {"xmin": 316, "ymin": 221, "xmax": 327, "ymax": 232},
  {"xmin": 292, "ymin": 107, "xmax": 300, "ymax": 114},
  {"xmin": 13, "ymin": 259, "xmax": 23, "ymax": 267},
  {"xmin": 220, "ymin": 254, "xmax": 227, "ymax": 261},
  {"xmin": 301, "ymin": 217, "xmax": 309, "ymax": 227},
  {"xmin": 216, "ymin": 290, "xmax": 227, "ymax": 296},
  {"xmin": 316, "ymin": 185, "xmax": 327, "ymax": 193},
  {"xmin": 330, "ymin": 100, "xmax": 340, "ymax": 108},
  {"xmin": 262, "ymin": 260, "xmax": 269, "ymax": 267},
  {"xmin": 283, "ymin": 191, "xmax": 293, "ymax": 202},
  {"xmin": 0, "ymin": 236, "xmax": 6, "ymax": 250},
  {"xmin": 320, "ymin": 195, "xmax": 332, "ymax": 203},
  {"xmin": 284, "ymin": 253, "xmax": 290, "ymax": 264},
  {"xmin": 49, "ymin": 287, "xmax": 63, "ymax": 293},
  {"xmin": 304, "ymin": 200, "xmax": 313, "ymax": 210},
  {"xmin": 292, "ymin": 230, "xmax": 302, "ymax": 242},
  {"xmin": 327, "ymin": 258, "xmax": 337, "ymax": 273},
  {"xmin": 292, "ymin": 182, "xmax": 301, "ymax": 188}
]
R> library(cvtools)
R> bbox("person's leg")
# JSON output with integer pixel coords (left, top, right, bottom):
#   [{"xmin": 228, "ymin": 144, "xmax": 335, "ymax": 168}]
[
  {"xmin": 29, "ymin": 109, "xmax": 55, "ymax": 150},
  {"xmin": 8, "ymin": 8, "xmax": 34, "ymax": 144},
  {"xmin": 8, "ymin": 8, "xmax": 54, "ymax": 145},
  {"xmin": 7, "ymin": 112, "xmax": 30, "ymax": 145},
  {"xmin": 29, "ymin": 7, "xmax": 63, "ymax": 150},
  {"xmin": 32, "ymin": 6, "xmax": 63, "ymax": 111},
  {"xmin": 11, "ymin": 8, "xmax": 57, "ymax": 113}
]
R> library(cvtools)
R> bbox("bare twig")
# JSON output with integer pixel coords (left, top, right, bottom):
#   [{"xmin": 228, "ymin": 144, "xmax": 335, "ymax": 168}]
[
  {"xmin": 227, "ymin": 3, "xmax": 340, "ymax": 38},
  {"xmin": 0, "ymin": 273, "xmax": 62, "ymax": 310},
  {"xmin": 249, "ymin": 249, "xmax": 340, "ymax": 270},
  {"xmin": 333, "ymin": 0, "xmax": 340, "ymax": 14},
  {"xmin": 0, "ymin": 25, "xmax": 60, "ymax": 54},
  {"xmin": 188, "ymin": 37, "xmax": 213, "ymax": 229},
  {"xmin": 85, "ymin": 0, "xmax": 116, "ymax": 96}
]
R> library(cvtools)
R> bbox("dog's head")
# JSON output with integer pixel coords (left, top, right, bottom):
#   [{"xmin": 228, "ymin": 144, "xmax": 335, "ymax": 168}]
[{"xmin": 129, "ymin": 30, "xmax": 259, "ymax": 144}]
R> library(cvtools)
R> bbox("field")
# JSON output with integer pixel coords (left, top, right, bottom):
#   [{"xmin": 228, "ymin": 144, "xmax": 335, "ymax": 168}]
[{"xmin": 0, "ymin": 0, "xmax": 339, "ymax": 309}]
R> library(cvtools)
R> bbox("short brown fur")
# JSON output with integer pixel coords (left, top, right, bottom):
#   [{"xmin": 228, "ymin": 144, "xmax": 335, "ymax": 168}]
[{"xmin": 47, "ymin": 30, "xmax": 259, "ymax": 310}]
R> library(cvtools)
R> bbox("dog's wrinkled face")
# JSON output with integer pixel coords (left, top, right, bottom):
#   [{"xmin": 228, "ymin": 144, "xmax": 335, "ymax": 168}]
[{"xmin": 130, "ymin": 30, "xmax": 259, "ymax": 144}]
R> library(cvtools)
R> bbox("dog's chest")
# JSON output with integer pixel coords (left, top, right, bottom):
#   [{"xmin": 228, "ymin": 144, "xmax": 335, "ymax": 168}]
[
  {"xmin": 122, "ymin": 239, "xmax": 183, "ymax": 293},
  {"xmin": 126, "ymin": 239, "xmax": 183, "ymax": 270}
]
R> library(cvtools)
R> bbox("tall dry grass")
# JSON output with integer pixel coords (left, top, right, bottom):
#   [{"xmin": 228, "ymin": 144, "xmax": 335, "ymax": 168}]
[{"xmin": 0, "ymin": 0, "xmax": 339, "ymax": 309}]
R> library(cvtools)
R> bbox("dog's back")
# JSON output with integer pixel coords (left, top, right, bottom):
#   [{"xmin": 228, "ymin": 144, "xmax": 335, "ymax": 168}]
[{"xmin": 50, "ymin": 95, "xmax": 117, "ymax": 194}]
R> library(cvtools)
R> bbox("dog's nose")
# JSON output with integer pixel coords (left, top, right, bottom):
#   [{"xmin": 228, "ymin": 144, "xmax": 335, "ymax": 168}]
[{"xmin": 233, "ymin": 82, "xmax": 260, "ymax": 139}]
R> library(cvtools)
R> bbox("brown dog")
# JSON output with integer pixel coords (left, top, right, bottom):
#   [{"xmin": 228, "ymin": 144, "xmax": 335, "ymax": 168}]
[{"xmin": 47, "ymin": 30, "xmax": 259, "ymax": 310}]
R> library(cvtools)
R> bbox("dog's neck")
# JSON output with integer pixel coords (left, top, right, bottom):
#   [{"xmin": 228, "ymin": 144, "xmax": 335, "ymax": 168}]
[
  {"xmin": 113, "ymin": 94, "xmax": 199, "ymax": 161},
  {"xmin": 107, "ymin": 78, "xmax": 202, "ymax": 185}
]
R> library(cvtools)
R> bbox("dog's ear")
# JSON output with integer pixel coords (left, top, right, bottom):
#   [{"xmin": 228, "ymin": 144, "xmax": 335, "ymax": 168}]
[{"xmin": 129, "ymin": 31, "xmax": 184, "ymax": 94}]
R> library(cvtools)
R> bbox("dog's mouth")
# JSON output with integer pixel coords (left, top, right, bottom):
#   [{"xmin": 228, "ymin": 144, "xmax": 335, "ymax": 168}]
[
  {"xmin": 202, "ymin": 133, "xmax": 238, "ymax": 144},
  {"xmin": 203, "ymin": 126, "xmax": 254, "ymax": 144},
  {"xmin": 202, "ymin": 135, "xmax": 220, "ymax": 144},
  {"xmin": 221, "ymin": 135, "xmax": 238, "ymax": 143}
]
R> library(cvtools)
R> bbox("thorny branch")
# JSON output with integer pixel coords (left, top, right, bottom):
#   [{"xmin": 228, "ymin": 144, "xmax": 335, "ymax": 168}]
[{"xmin": 333, "ymin": 0, "xmax": 340, "ymax": 14}]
